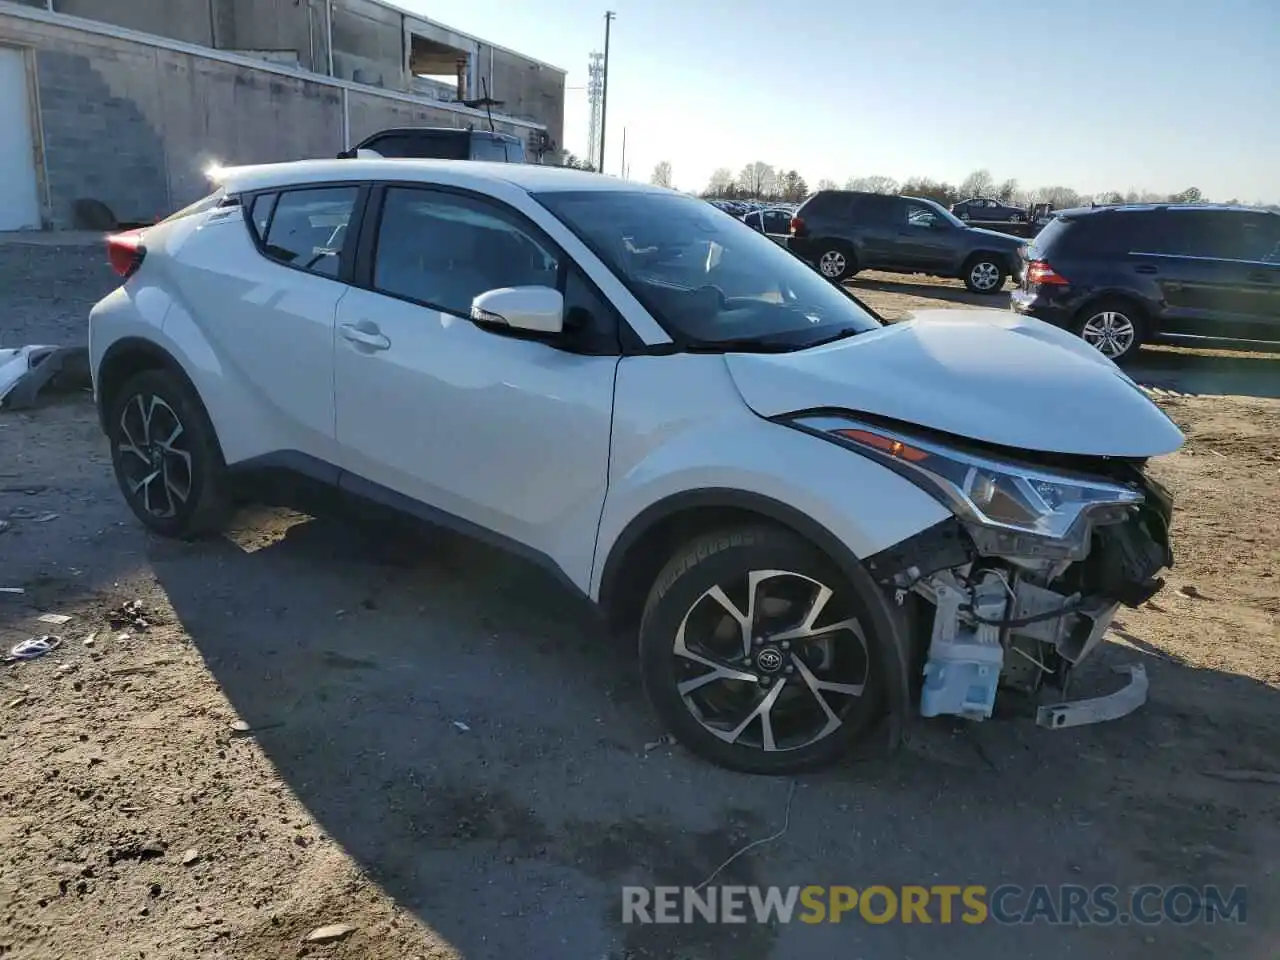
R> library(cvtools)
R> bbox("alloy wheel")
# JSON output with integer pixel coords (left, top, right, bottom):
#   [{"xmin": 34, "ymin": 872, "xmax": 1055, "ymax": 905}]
[
  {"xmin": 670, "ymin": 569, "xmax": 870, "ymax": 753},
  {"xmin": 818, "ymin": 250, "xmax": 847, "ymax": 278},
  {"xmin": 116, "ymin": 393, "xmax": 193, "ymax": 519},
  {"xmin": 1080, "ymin": 310, "xmax": 1137, "ymax": 358},
  {"xmin": 969, "ymin": 261, "xmax": 1002, "ymax": 291}
]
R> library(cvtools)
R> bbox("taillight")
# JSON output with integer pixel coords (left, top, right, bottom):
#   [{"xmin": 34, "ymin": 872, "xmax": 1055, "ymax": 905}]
[
  {"xmin": 789, "ymin": 215, "xmax": 806, "ymax": 237},
  {"xmin": 1026, "ymin": 260, "xmax": 1067, "ymax": 286},
  {"xmin": 106, "ymin": 231, "xmax": 146, "ymax": 279}
]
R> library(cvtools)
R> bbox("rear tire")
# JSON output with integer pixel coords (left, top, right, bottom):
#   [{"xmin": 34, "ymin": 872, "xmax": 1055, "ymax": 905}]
[
  {"xmin": 638, "ymin": 526, "xmax": 883, "ymax": 775},
  {"xmin": 1073, "ymin": 299, "xmax": 1146, "ymax": 365},
  {"xmin": 962, "ymin": 254, "xmax": 1007, "ymax": 294},
  {"xmin": 814, "ymin": 243, "xmax": 857, "ymax": 282},
  {"xmin": 107, "ymin": 368, "xmax": 231, "ymax": 539}
]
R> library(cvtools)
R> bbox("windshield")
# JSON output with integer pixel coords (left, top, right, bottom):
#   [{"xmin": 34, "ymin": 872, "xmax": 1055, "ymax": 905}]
[{"xmin": 535, "ymin": 190, "xmax": 881, "ymax": 350}]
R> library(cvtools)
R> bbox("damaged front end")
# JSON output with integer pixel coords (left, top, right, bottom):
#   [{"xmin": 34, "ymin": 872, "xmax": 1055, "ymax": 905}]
[{"xmin": 791, "ymin": 414, "xmax": 1176, "ymax": 728}]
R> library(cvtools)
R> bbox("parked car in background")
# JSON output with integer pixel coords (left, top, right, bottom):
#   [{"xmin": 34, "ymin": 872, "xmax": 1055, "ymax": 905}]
[
  {"xmin": 88, "ymin": 159, "xmax": 1181, "ymax": 774},
  {"xmin": 1012, "ymin": 203, "xmax": 1280, "ymax": 363},
  {"xmin": 789, "ymin": 190, "xmax": 1025, "ymax": 292},
  {"xmin": 337, "ymin": 127, "xmax": 527, "ymax": 163},
  {"xmin": 743, "ymin": 207, "xmax": 794, "ymax": 244},
  {"xmin": 952, "ymin": 197, "xmax": 1027, "ymax": 222}
]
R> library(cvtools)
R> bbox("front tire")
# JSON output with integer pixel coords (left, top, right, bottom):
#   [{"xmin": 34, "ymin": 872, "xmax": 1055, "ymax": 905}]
[
  {"xmin": 814, "ymin": 243, "xmax": 857, "ymax": 282},
  {"xmin": 107, "ymin": 369, "xmax": 230, "ymax": 539},
  {"xmin": 963, "ymin": 255, "xmax": 1007, "ymax": 294},
  {"xmin": 638, "ymin": 526, "xmax": 882, "ymax": 775},
  {"xmin": 1073, "ymin": 299, "xmax": 1146, "ymax": 364}
]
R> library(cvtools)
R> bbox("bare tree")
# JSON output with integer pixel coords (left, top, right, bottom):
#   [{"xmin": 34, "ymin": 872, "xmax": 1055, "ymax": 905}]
[
  {"xmin": 1035, "ymin": 185, "xmax": 1083, "ymax": 209},
  {"xmin": 650, "ymin": 161, "xmax": 674, "ymax": 189},
  {"xmin": 560, "ymin": 152, "xmax": 596, "ymax": 172},
  {"xmin": 844, "ymin": 175, "xmax": 899, "ymax": 194},
  {"xmin": 1169, "ymin": 186, "xmax": 1203, "ymax": 203},
  {"xmin": 706, "ymin": 167, "xmax": 735, "ymax": 196},
  {"xmin": 816, "ymin": 178, "xmax": 839, "ymax": 191},
  {"xmin": 779, "ymin": 170, "xmax": 808, "ymax": 202},
  {"xmin": 958, "ymin": 168, "xmax": 995, "ymax": 199},
  {"xmin": 738, "ymin": 161, "xmax": 777, "ymax": 198},
  {"xmin": 995, "ymin": 178, "xmax": 1019, "ymax": 203},
  {"xmin": 901, "ymin": 177, "xmax": 958, "ymax": 206}
]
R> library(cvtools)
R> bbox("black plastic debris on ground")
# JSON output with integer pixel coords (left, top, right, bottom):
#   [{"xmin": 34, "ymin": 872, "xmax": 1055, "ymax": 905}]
[{"xmin": 0, "ymin": 345, "xmax": 92, "ymax": 410}]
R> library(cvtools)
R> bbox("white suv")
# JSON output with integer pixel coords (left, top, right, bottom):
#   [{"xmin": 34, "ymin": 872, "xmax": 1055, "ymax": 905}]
[{"xmin": 89, "ymin": 160, "xmax": 1183, "ymax": 774}]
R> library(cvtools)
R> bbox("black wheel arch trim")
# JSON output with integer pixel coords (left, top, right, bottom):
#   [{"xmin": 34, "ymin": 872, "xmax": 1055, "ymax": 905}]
[
  {"xmin": 95, "ymin": 337, "xmax": 208, "ymax": 436},
  {"xmin": 598, "ymin": 487, "xmax": 913, "ymax": 745}
]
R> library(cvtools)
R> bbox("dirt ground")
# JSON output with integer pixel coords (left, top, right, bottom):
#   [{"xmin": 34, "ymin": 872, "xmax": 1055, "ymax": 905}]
[{"xmin": 1, "ymin": 243, "xmax": 1278, "ymax": 960}]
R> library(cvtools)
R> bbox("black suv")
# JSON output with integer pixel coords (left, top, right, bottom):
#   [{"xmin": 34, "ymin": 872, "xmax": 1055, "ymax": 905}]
[
  {"xmin": 1011, "ymin": 204, "xmax": 1280, "ymax": 363},
  {"xmin": 788, "ymin": 191, "xmax": 1024, "ymax": 293},
  {"xmin": 337, "ymin": 127, "xmax": 526, "ymax": 163}
]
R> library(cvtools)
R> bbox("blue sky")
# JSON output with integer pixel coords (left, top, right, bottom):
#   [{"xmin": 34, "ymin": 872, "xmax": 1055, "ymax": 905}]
[{"xmin": 405, "ymin": 0, "xmax": 1278, "ymax": 201}]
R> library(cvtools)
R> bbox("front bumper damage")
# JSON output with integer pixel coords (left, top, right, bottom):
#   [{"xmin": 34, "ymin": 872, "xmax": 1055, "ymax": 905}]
[{"xmin": 865, "ymin": 469, "xmax": 1173, "ymax": 729}]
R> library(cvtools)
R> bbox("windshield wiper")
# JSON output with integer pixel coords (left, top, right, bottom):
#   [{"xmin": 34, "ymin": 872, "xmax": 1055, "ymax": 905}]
[
  {"xmin": 804, "ymin": 326, "xmax": 866, "ymax": 348},
  {"xmin": 681, "ymin": 337, "xmax": 799, "ymax": 354}
]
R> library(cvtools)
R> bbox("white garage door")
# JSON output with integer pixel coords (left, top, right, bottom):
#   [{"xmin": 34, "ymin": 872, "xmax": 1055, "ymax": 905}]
[{"xmin": 0, "ymin": 47, "xmax": 41, "ymax": 231}]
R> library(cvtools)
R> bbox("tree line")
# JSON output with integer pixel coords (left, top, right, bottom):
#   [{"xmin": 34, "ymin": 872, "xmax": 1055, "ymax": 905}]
[
  {"xmin": 702, "ymin": 164, "xmax": 1219, "ymax": 209},
  {"xmin": 558, "ymin": 154, "xmax": 1273, "ymax": 210}
]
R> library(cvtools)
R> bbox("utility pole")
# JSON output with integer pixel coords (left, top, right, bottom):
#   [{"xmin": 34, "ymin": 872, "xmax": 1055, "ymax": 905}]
[
  {"xmin": 620, "ymin": 127, "xmax": 627, "ymax": 179},
  {"xmin": 598, "ymin": 11, "xmax": 615, "ymax": 173}
]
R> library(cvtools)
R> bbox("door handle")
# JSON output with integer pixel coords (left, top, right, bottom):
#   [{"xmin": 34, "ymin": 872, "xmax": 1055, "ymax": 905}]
[
  {"xmin": 1134, "ymin": 264, "xmax": 1158, "ymax": 275},
  {"xmin": 340, "ymin": 322, "xmax": 390, "ymax": 351}
]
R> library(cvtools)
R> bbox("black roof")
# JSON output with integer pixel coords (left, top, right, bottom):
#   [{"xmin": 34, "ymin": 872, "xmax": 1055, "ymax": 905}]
[
  {"xmin": 357, "ymin": 126, "xmax": 520, "ymax": 143},
  {"xmin": 1053, "ymin": 202, "xmax": 1279, "ymax": 219}
]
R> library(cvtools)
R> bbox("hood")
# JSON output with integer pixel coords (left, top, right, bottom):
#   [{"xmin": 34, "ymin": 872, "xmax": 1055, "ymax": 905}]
[
  {"xmin": 725, "ymin": 309, "xmax": 1185, "ymax": 458},
  {"xmin": 967, "ymin": 225, "xmax": 1024, "ymax": 246}
]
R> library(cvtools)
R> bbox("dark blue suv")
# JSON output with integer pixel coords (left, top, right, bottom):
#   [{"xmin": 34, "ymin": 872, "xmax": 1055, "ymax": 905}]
[{"xmin": 1011, "ymin": 204, "xmax": 1280, "ymax": 363}]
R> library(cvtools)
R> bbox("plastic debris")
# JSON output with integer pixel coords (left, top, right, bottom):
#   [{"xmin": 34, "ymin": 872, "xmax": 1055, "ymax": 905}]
[
  {"xmin": 452, "ymin": 720, "xmax": 470, "ymax": 732},
  {"xmin": 37, "ymin": 613, "xmax": 72, "ymax": 626},
  {"xmin": 8, "ymin": 635, "xmax": 63, "ymax": 660},
  {"xmin": 0, "ymin": 587, "xmax": 23, "ymax": 594},
  {"xmin": 108, "ymin": 599, "xmax": 151, "ymax": 631},
  {"xmin": 0, "ymin": 345, "xmax": 91, "ymax": 410},
  {"xmin": 304, "ymin": 923, "xmax": 357, "ymax": 944}
]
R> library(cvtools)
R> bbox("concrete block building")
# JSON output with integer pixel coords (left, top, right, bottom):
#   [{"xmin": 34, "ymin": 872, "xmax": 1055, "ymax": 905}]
[{"xmin": 0, "ymin": 0, "xmax": 566, "ymax": 230}]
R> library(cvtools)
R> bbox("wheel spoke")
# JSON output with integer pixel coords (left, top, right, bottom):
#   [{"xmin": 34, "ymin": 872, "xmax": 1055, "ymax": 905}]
[
  {"xmin": 705, "ymin": 584, "xmax": 753, "ymax": 658},
  {"xmin": 674, "ymin": 609, "xmax": 758, "ymax": 688},
  {"xmin": 118, "ymin": 408, "xmax": 149, "ymax": 464},
  {"xmin": 162, "ymin": 458, "xmax": 190, "ymax": 506},
  {"xmin": 706, "ymin": 677, "xmax": 788, "ymax": 750},
  {"xmin": 791, "ymin": 653, "xmax": 857, "ymax": 741}
]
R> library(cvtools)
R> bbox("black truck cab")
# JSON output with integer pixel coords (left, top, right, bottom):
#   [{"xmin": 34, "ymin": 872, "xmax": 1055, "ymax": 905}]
[{"xmin": 337, "ymin": 127, "xmax": 526, "ymax": 163}]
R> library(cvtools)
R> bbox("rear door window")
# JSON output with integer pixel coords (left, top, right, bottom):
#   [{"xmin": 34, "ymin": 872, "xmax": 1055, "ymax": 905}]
[
  {"xmin": 855, "ymin": 194, "xmax": 900, "ymax": 225},
  {"xmin": 260, "ymin": 186, "xmax": 359, "ymax": 278}
]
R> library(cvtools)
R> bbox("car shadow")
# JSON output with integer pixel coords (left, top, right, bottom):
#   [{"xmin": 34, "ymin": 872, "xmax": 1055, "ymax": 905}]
[
  {"xmin": 1129, "ymin": 346, "xmax": 1280, "ymax": 400},
  {"xmin": 848, "ymin": 274, "xmax": 1012, "ymax": 311},
  {"xmin": 148, "ymin": 508, "xmax": 1280, "ymax": 960}
]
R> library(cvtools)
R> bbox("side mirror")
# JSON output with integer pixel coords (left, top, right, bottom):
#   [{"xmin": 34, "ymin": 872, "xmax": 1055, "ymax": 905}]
[{"xmin": 471, "ymin": 286, "xmax": 564, "ymax": 334}]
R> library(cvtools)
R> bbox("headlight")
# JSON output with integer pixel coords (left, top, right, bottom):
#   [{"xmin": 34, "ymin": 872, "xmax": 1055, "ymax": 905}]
[{"xmin": 789, "ymin": 414, "xmax": 1144, "ymax": 560}]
